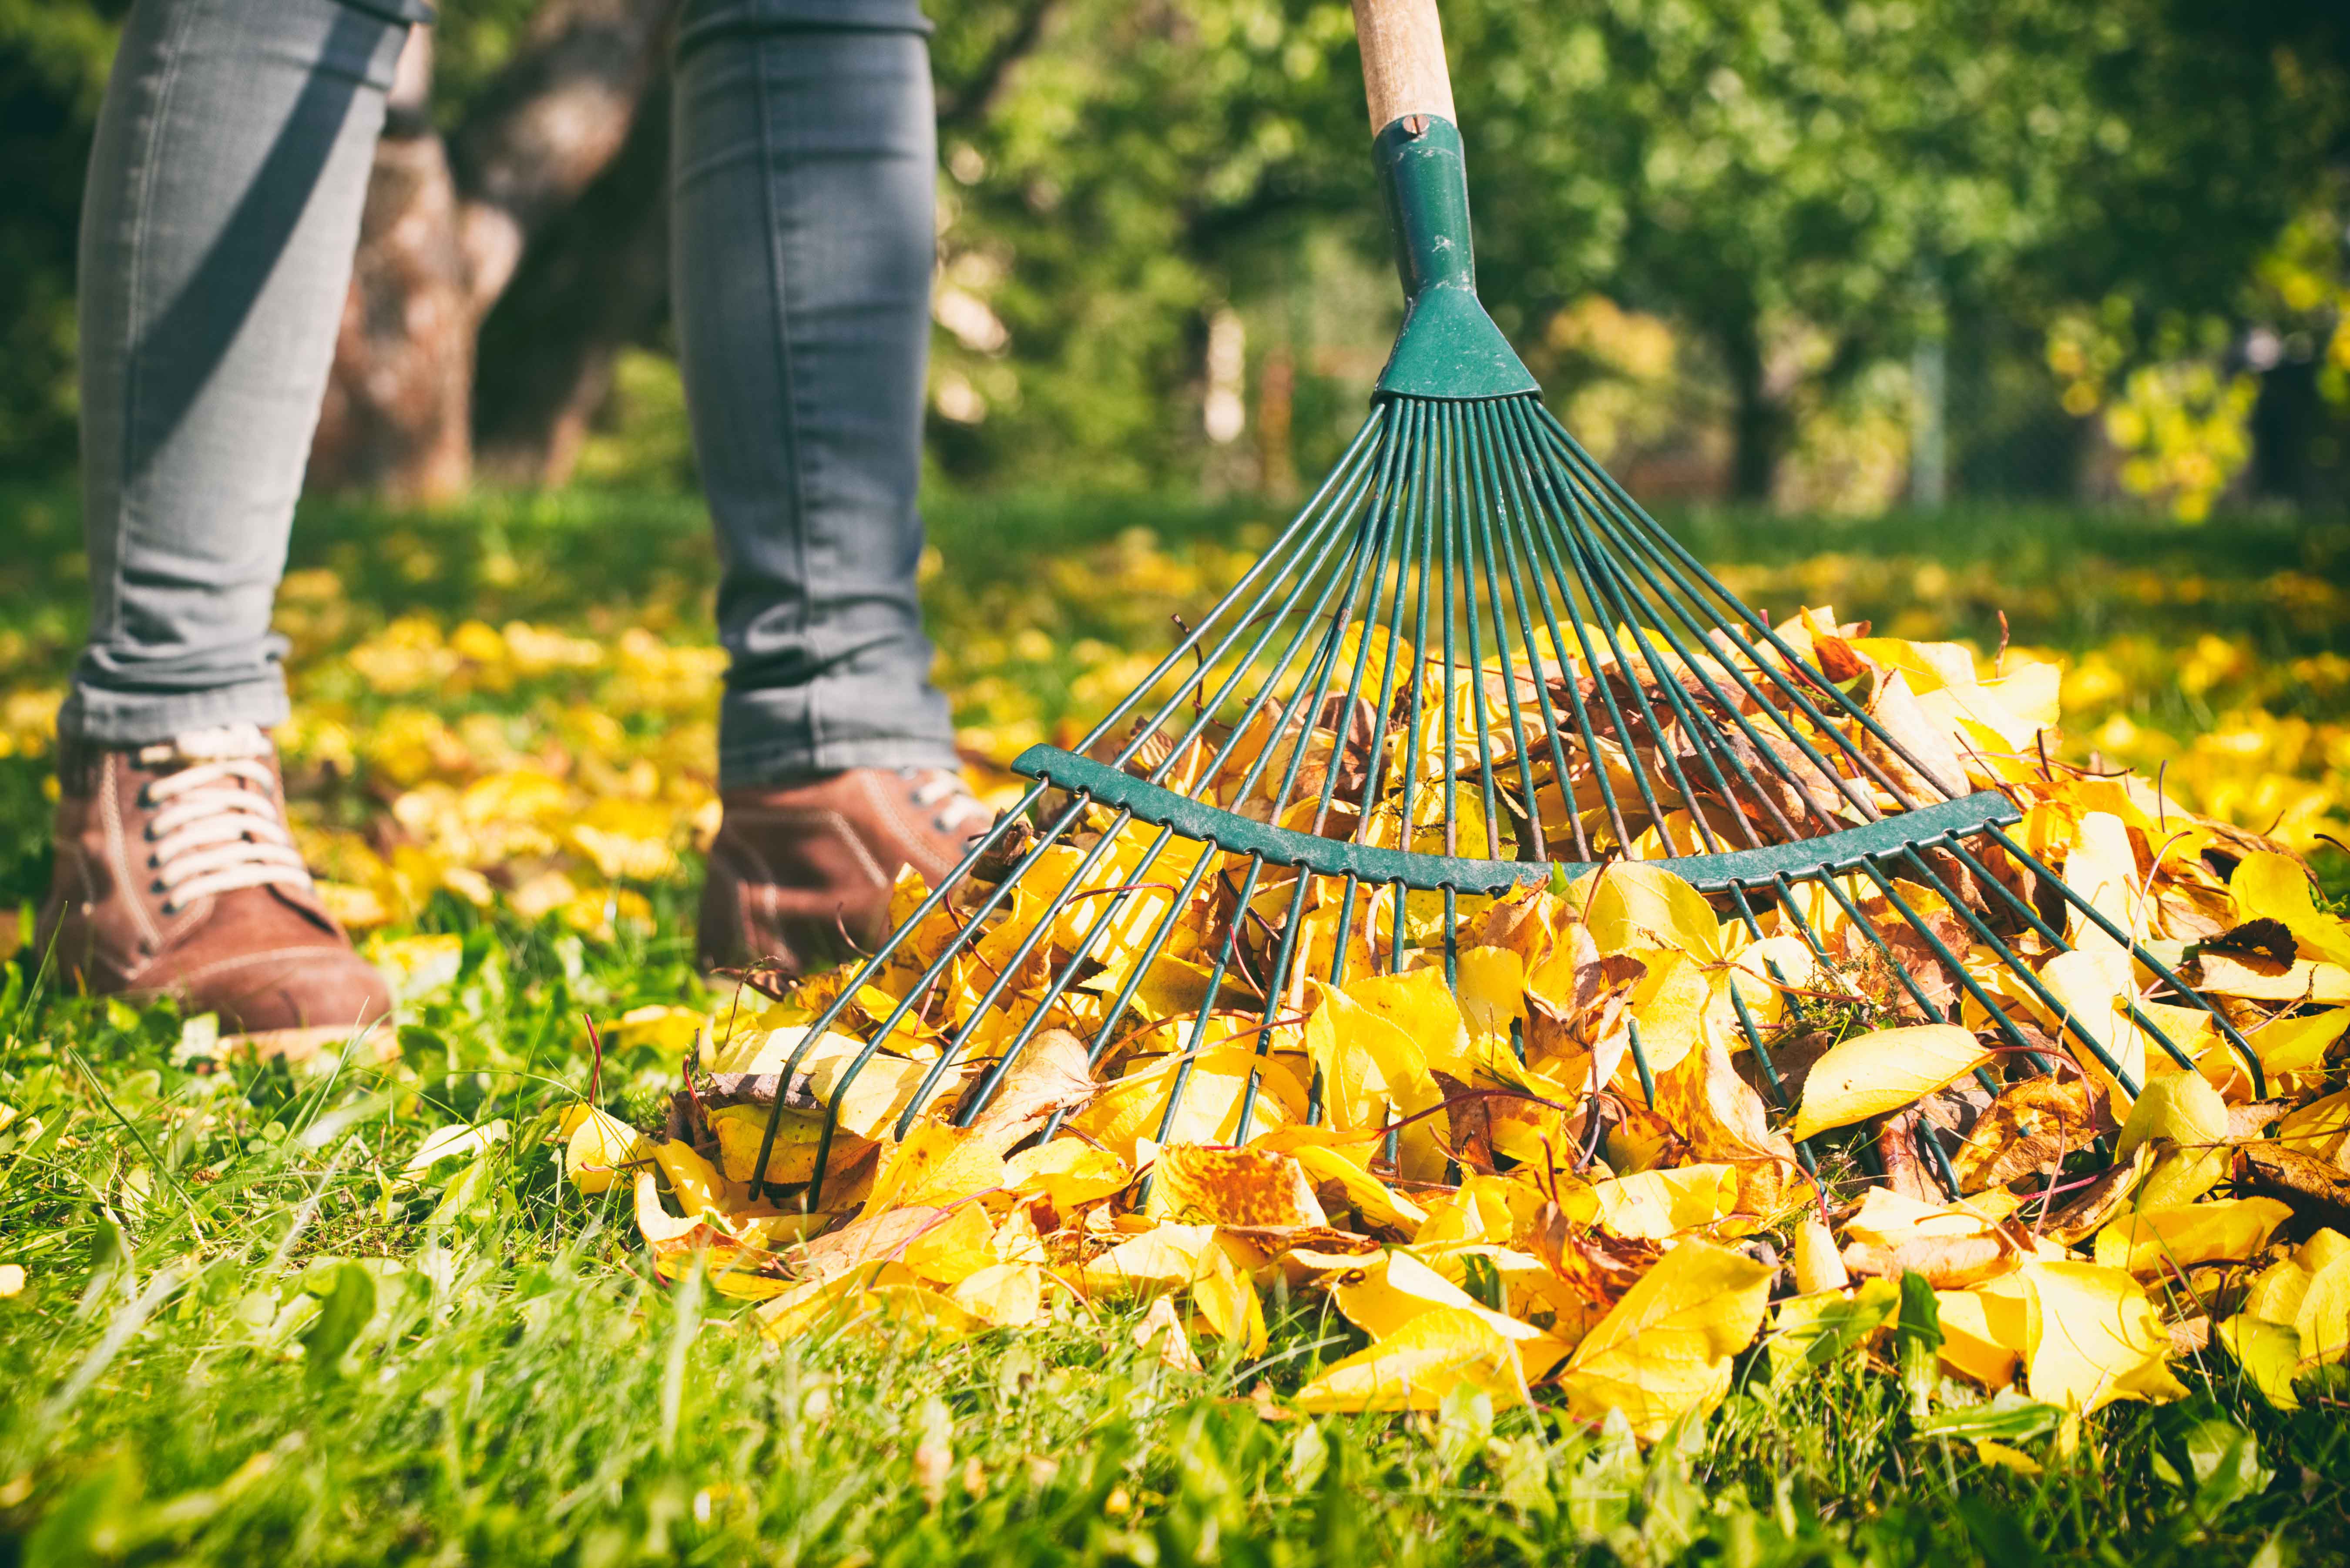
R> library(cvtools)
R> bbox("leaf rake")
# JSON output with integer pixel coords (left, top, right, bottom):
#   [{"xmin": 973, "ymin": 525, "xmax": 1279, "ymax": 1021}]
[{"xmin": 743, "ymin": 0, "xmax": 2263, "ymax": 1206}]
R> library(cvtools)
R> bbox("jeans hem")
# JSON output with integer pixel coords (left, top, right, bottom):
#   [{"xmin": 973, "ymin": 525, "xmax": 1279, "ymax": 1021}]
[
  {"xmin": 718, "ymin": 733, "xmax": 962, "ymax": 791},
  {"xmin": 59, "ymin": 680, "xmax": 292, "ymax": 747}
]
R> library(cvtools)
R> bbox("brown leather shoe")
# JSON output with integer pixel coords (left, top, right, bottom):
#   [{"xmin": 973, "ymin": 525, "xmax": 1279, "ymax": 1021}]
[
  {"xmin": 36, "ymin": 724, "xmax": 392, "ymax": 1059},
  {"xmin": 696, "ymin": 767, "xmax": 994, "ymax": 979}
]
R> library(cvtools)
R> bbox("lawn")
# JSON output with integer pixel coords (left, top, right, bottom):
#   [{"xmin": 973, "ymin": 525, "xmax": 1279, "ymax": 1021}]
[{"xmin": 0, "ymin": 484, "xmax": 2346, "ymax": 1566}]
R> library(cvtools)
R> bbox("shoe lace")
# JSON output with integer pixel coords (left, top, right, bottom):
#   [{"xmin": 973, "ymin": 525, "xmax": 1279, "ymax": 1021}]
[
  {"xmin": 901, "ymin": 768, "xmax": 993, "ymax": 838},
  {"xmin": 138, "ymin": 726, "xmax": 314, "ymax": 914}
]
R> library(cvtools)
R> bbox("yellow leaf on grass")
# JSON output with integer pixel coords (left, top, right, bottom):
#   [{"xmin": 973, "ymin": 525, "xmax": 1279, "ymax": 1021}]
[
  {"xmin": 2113, "ymin": 1072, "xmax": 2229, "ymax": 1159},
  {"xmin": 1303, "ymin": 981, "xmax": 1447, "ymax": 1181},
  {"xmin": 2232, "ymin": 852, "xmax": 2350, "ymax": 970},
  {"xmin": 1558, "ymin": 1239, "xmax": 1774, "ymax": 1441},
  {"xmin": 2217, "ymin": 1315, "xmax": 2302, "ymax": 1410},
  {"xmin": 1557, "ymin": 1165, "xmax": 1741, "ymax": 1241},
  {"xmin": 1292, "ymin": 1305, "xmax": 1567, "ymax": 1414},
  {"xmin": 2092, "ymin": 1198, "xmax": 2290, "ymax": 1277},
  {"xmin": 558, "ymin": 1105, "xmax": 649, "ymax": 1194},
  {"xmin": 1789, "ymin": 1025, "xmax": 1994, "ymax": 1141},
  {"xmin": 1327, "ymin": 1250, "xmax": 1554, "ymax": 1346},
  {"xmin": 1147, "ymin": 1144, "xmax": 1326, "ymax": 1228},
  {"xmin": 1935, "ymin": 1286, "xmax": 2024, "ymax": 1390},
  {"xmin": 2297, "ymin": 1254, "xmax": 2350, "ymax": 1367},
  {"xmin": 1190, "ymin": 1242, "xmax": 1269, "ymax": 1355},
  {"xmin": 1076, "ymin": 1222, "xmax": 1218, "ymax": 1295},
  {"xmin": 1793, "ymin": 1217, "xmax": 1850, "ymax": 1294},
  {"xmin": 950, "ymin": 1261, "xmax": 1045, "ymax": 1327},
  {"xmin": 1571, "ymin": 863, "xmax": 1725, "ymax": 962},
  {"xmin": 2020, "ymin": 1261, "xmax": 2187, "ymax": 1414},
  {"xmin": 1071, "ymin": 1047, "xmax": 1306, "ymax": 1164},
  {"xmin": 605, "ymin": 1004, "xmax": 706, "ymax": 1057},
  {"xmin": 1002, "ymin": 1140, "xmax": 1131, "ymax": 1214}
]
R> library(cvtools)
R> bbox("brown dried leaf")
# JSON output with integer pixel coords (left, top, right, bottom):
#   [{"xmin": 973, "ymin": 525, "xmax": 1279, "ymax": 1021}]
[
  {"xmin": 1840, "ymin": 1231, "xmax": 2021, "ymax": 1290},
  {"xmin": 2234, "ymin": 1144, "xmax": 2350, "ymax": 1234},
  {"xmin": 1950, "ymin": 1075, "xmax": 2106, "ymax": 1194}
]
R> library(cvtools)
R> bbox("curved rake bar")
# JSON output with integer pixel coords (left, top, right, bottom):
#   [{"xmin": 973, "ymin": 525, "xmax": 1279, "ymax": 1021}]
[{"xmin": 1014, "ymin": 744, "xmax": 2022, "ymax": 895}]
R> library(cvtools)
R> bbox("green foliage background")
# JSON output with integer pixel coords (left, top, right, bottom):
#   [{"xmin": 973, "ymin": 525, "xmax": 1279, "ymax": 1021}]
[{"xmin": 2, "ymin": 0, "xmax": 2343, "ymax": 495}]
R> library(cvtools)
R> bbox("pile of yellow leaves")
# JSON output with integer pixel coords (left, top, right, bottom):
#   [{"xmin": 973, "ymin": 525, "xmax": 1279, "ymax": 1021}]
[{"xmin": 571, "ymin": 606, "xmax": 2350, "ymax": 1438}]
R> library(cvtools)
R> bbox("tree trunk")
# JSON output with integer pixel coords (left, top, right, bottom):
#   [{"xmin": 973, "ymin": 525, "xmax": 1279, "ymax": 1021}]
[
  {"xmin": 308, "ymin": 29, "xmax": 472, "ymax": 500},
  {"xmin": 309, "ymin": 0, "xmax": 677, "ymax": 499},
  {"xmin": 1722, "ymin": 313, "xmax": 1789, "ymax": 505},
  {"xmin": 473, "ymin": 78, "xmax": 673, "ymax": 486}
]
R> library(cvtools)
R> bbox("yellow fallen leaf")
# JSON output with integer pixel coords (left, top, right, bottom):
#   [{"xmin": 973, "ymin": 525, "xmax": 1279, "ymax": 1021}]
[
  {"xmin": 2091, "ymin": 1198, "xmax": 2290, "ymax": 1278},
  {"xmin": 2034, "ymin": 947, "xmax": 2147, "ymax": 1102},
  {"xmin": 1147, "ymin": 1144, "xmax": 1326, "ymax": 1228},
  {"xmin": 559, "ymin": 1105, "xmax": 649, "ymax": 1194},
  {"xmin": 1292, "ymin": 1304, "xmax": 1566, "ymax": 1414},
  {"xmin": 1793, "ymin": 1217, "xmax": 1849, "ymax": 1293},
  {"xmin": 2216, "ymin": 1314, "xmax": 2302, "ymax": 1410},
  {"xmin": 2113, "ymin": 1072, "xmax": 2229, "ymax": 1159},
  {"xmin": 1076, "ymin": 1222, "xmax": 1219, "ymax": 1295},
  {"xmin": 1558, "ymin": 1239, "xmax": 1774, "ymax": 1441},
  {"xmin": 1935, "ymin": 1286, "xmax": 2024, "ymax": 1390},
  {"xmin": 1975, "ymin": 1440, "xmax": 2044, "ymax": 1476},
  {"xmin": 2242, "ymin": 1008, "xmax": 2347, "ymax": 1074},
  {"xmin": 1326, "ymin": 1249, "xmax": 1554, "ymax": 1346},
  {"xmin": 2296, "ymin": 1253, "xmax": 2350, "ymax": 1367},
  {"xmin": 404, "ymin": 1119, "xmax": 510, "ymax": 1176},
  {"xmin": 1571, "ymin": 862, "xmax": 1725, "ymax": 964},
  {"xmin": 0, "ymin": 1263, "xmax": 24, "ymax": 1299},
  {"xmin": 604, "ymin": 1004, "xmax": 706, "ymax": 1057},
  {"xmin": 1556, "ymin": 1164, "xmax": 1741, "ymax": 1241},
  {"xmin": 2020, "ymin": 1261, "xmax": 2187, "ymax": 1414},
  {"xmin": 1071, "ymin": 1046, "xmax": 1306, "ymax": 1163},
  {"xmin": 1841, "ymin": 1187, "xmax": 1997, "ymax": 1249},
  {"xmin": 2231, "ymin": 851, "xmax": 2350, "ymax": 970},
  {"xmin": 1789, "ymin": 1025, "xmax": 1994, "ymax": 1141},
  {"xmin": 1002, "ymin": 1140, "xmax": 1131, "ymax": 1214},
  {"xmin": 1189, "ymin": 1241, "xmax": 1269, "ymax": 1355},
  {"xmin": 369, "ymin": 933, "xmax": 463, "ymax": 1000},
  {"xmin": 951, "ymin": 1261, "xmax": 1045, "ymax": 1327},
  {"xmin": 1303, "ymin": 981, "xmax": 1447, "ymax": 1182}
]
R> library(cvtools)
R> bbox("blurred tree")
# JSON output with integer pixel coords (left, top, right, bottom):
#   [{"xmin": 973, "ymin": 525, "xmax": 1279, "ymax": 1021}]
[
  {"xmin": 5, "ymin": 0, "xmax": 2345, "ymax": 507},
  {"xmin": 0, "ymin": 1, "xmax": 118, "ymax": 474},
  {"xmin": 1437, "ymin": 0, "xmax": 2347, "ymax": 501},
  {"xmin": 310, "ymin": 0, "xmax": 676, "ymax": 499}
]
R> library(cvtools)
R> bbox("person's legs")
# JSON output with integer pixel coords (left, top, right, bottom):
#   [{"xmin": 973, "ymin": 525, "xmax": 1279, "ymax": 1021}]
[
  {"xmin": 66, "ymin": 0, "xmax": 413, "ymax": 744},
  {"xmin": 673, "ymin": 3, "xmax": 990, "ymax": 976},
  {"xmin": 670, "ymin": 2, "xmax": 958, "ymax": 785},
  {"xmin": 41, "ymin": 0, "xmax": 411, "ymax": 1049}
]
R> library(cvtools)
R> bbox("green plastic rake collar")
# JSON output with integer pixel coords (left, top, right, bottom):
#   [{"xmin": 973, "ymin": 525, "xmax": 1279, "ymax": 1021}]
[
  {"xmin": 1011, "ymin": 744, "xmax": 2022, "ymax": 895},
  {"xmin": 1373, "ymin": 116, "xmax": 1539, "ymax": 401}
]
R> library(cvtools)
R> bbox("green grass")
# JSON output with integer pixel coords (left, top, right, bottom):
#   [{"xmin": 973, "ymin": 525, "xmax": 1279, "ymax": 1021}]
[{"xmin": 3, "ymin": 485, "xmax": 2349, "ymax": 1565}]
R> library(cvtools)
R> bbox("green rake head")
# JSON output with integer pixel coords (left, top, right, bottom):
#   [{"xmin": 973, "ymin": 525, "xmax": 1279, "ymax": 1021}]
[{"xmin": 741, "ymin": 0, "xmax": 2263, "ymax": 1205}]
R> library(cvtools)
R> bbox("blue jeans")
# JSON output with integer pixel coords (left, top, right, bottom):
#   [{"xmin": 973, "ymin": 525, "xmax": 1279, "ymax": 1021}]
[{"xmin": 63, "ymin": 0, "xmax": 959, "ymax": 788}]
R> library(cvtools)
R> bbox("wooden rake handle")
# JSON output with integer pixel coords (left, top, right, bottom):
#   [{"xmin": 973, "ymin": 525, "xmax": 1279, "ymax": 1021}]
[{"xmin": 1352, "ymin": 0, "xmax": 1457, "ymax": 133}]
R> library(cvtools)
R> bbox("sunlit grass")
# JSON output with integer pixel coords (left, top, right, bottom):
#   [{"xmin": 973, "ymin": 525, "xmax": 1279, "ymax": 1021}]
[{"xmin": 1, "ymin": 486, "xmax": 2347, "ymax": 1562}]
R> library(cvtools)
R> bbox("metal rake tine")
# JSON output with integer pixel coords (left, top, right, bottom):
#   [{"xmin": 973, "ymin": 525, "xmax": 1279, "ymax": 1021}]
[{"xmin": 1473, "ymin": 398, "xmax": 1588, "ymax": 861}]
